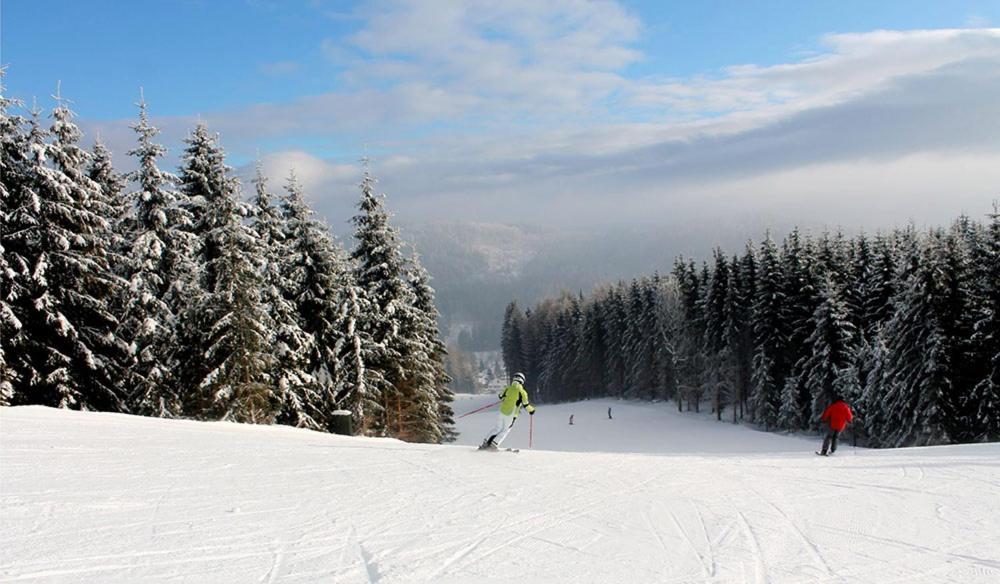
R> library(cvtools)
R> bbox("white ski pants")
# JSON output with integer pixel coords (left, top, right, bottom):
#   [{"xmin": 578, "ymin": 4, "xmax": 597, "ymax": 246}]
[{"xmin": 487, "ymin": 412, "xmax": 517, "ymax": 446}]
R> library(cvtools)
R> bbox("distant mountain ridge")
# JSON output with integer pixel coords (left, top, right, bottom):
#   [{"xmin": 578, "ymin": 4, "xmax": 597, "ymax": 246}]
[{"xmin": 401, "ymin": 220, "xmax": 762, "ymax": 350}]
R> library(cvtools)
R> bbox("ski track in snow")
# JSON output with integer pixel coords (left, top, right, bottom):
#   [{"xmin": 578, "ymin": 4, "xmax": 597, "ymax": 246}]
[{"xmin": 2, "ymin": 395, "xmax": 1000, "ymax": 583}]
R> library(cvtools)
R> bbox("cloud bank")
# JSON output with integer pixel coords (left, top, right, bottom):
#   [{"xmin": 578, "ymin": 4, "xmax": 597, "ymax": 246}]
[{"xmin": 83, "ymin": 2, "xmax": 1000, "ymax": 231}]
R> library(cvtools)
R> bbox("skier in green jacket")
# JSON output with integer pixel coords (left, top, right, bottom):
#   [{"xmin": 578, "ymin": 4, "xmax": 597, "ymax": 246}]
[{"xmin": 480, "ymin": 372, "xmax": 535, "ymax": 450}]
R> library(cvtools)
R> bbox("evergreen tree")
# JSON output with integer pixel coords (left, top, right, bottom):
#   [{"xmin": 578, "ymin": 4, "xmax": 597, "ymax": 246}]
[
  {"xmin": 881, "ymin": 233, "xmax": 974, "ymax": 445},
  {"xmin": 672, "ymin": 260, "xmax": 705, "ymax": 410},
  {"xmin": 178, "ymin": 124, "xmax": 234, "ymax": 291},
  {"xmin": 780, "ymin": 228, "xmax": 821, "ymax": 428},
  {"xmin": 501, "ymin": 301, "xmax": 526, "ymax": 379},
  {"xmin": 703, "ymin": 251, "xmax": 733, "ymax": 417},
  {"xmin": 281, "ymin": 171, "xmax": 351, "ymax": 430},
  {"xmin": 725, "ymin": 254, "xmax": 752, "ymax": 422},
  {"xmin": 969, "ymin": 205, "xmax": 1000, "ymax": 440},
  {"xmin": 174, "ymin": 124, "xmax": 240, "ymax": 414},
  {"xmin": 624, "ymin": 279, "xmax": 658, "ymax": 398},
  {"xmin": 350, "ymin": 162, "xmax": 415, "ymax": 435},
  {"xmin": 602, "ymin": 283, "xmax": 629, "ymax": 397},
  {"xmin": 750, "ymin": 235, "xmax": 785, "ymax": 428},
  {"xmin": 800, "ymin": 279, "xmax": 857, "ymax": 425},
  {"xmin": 734, "ymin": 248, "xmax": 758, "ymax": 418},
  {"xmin": 863, "ymin": 234, "xmax": 898, "ymax": 334},
  {"xmin": 333, "ymin": 281, "xmax": 383, "ymax": 430},
  {"xmin": 0, "ymin": 79, "xmax": 28, "ymax": 404},
  {"xmin": 250, "ymin": 164, "xmax": 314, "ymax": 415},
  {"xmin": 404, "ymin": 254, "xmax": 455, "ymax": 442},
  {"xmin": 7, "ymin": 93, "xmax": 127, "ymax": 410},
  {"xmin": 198, "ymin": 191, "xmax": 276, "ymax": 423},
  {"xmin": 576, "ymin": 297, "xmax": 607, "ymax": 399},
  {"xmin": 119, "ymin": 97, "xmax": 194, "ymax": 416},
  {"xmin": 843, "ymin": 234, "xmax": 871, "ymax": 333},
  {"xmin": 86, "ymin": 139, "xmax": 128, "ymax": 249}
]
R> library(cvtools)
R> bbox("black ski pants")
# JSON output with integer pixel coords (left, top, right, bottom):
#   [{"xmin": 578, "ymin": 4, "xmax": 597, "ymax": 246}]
[{"xmin": 821, "ymin": 429, "xmax": 841, "ymax": 455}]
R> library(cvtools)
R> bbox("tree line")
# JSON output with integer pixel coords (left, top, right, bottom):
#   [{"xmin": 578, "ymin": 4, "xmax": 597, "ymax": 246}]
[
  {"xmin": 502, "ymin": 213, "xmax": 999, "ymax": 447},
  {"xmin": 0, "ymin": 82, "xmax": 454, "ymax": 443}
]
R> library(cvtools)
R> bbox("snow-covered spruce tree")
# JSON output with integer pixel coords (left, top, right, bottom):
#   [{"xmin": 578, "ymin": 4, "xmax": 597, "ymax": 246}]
[
  {"xmin": 723, "ymin": 255, "xmax": 751, "ymax": 422},
  {"xmin": 732, "ymin": 243, "xmax": 758, "ymax": 418},
  {"xmin": 332, "ymin": 278, "xmax": 384, "ymax": 431},
  {"xmin": 702, "ymin": 250, "xmax": 734, "ymax": 417},
  {"xmin": 400, "ymin": 254, "xmax": 456, "ymax": 442},
  {"xmin": 815, "ymin": 231, "xmax": 849, "ymax": 288},
  {"xmin": 501, "ymin": 300, "xmax": 526, "ymax": 379},
  {"xmin": 250, "ymin": 164, "xmax": 315, "ymax": 414},
  {"xmin": 535, "ymin": 311, "xmax": 561, "ymax": 400},
  {"xmin": 624, "ymin": 279, "xmax": 657, "ymax": 399},
  {"xmin": 779, "ymin": 229, "xmax": 821, "ymax": 429},
  {"xmin": 671, "ymin": 259, "xmax": 705, "ymax": 410},
  {"xmin": 280, "ymin": 171, "xmax": 352, "ymax": 430},
  {"xmin": 647, "ymin": 274, "xmax": 677, "ymax": 401},
  {"xmin": 197, "ymin": 181, "xmax": 277, "ymax": 423},
  {"xmin": 969, "ymin": 204, "xmax": 1000, "ymax": 441},
  {"xmin": 6, "ymin": 94, "xmax": 127, "ymax": 410},
  {"xmin": 349, "ymin": 163, "xmax": 416, "ymax": 436},
  {"xmin": 600, "ymin": 283, "xmax": 629, "ymax": 398},
  {"xmin": 87, "ymin": 139, "xmax": 128, "ymax": 253},
  {"xmin": 172, "ymin": 124, "xmax": 233, "ymax": 411},
  {"xmin": 863, "ymin": 234, "xmax": 898, "ymax": 336},
  {"xmin": 576, "ymin": 296, "xmax": 607, "ymax": 399},
  {"xmin": 119, "ymin": 97, "xmax": 195, "ymax": 416},
  {"xmin": 539, "ymin": 301, "xmax": 567, "ymax": 400},
  {"xmin": 799, "ymin": 279, "xmax": 857, "ymax": 426},
  {"xmin": 175, "ymin": 125, "xmax": 277, "ymax": 421},
  {"xmin": 177, "ymin": 124, "xmax": 232, "ymax": 291},
  {"xmin": 0, "ymin": 81, "xmax": 30, "ymax": 404},
  {"xmin": 750, "ymin": 235, "xmax": 786, "ymax": 429},
  {"xmin": 857, "ymin": 333, "xmax": 890, "ymax": 446},
  {"xmin": 381, "ymin": 261, "xmax": 437, "ymax": 442},
  {"xmin": 843, "ymin": 234, "xmax": 871, "ymax": 333},
  {"xmin": 557, "ymin": 296, "xmax": 585, "ymax": 401},
  {"xmin": 776, "ymin": 375, "xmax": 806, "ymax": 430},
  {"xmin": 880, "ymin": 232, "xmax": 976, "ymax": 446},
  {"xmin": 941, "ymin": 221, "xmax": 986, "ymax": 442}
]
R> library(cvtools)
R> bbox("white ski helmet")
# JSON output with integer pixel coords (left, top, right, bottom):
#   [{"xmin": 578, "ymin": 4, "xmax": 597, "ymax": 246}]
[{"xmin": 513, "ymin": 372, "xmax": 525, "ymax": 384}]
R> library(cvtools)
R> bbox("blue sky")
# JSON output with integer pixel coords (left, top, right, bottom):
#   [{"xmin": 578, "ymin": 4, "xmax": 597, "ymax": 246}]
[
  {"xmin": 3, "ymin": 0, "xmax": 999, "ymax": 229},
  {"xmin": 5, "ymin": 1, "xmax": 998, "ymax": 117}
]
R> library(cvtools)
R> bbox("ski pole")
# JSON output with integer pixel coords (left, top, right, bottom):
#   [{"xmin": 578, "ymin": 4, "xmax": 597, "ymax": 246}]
[
  {"xmin": 529, "ymin": 413, "xmax": 534, "ymax": 449},
  {"xmin": 457, "ymin": 401, "xmax": 500, "ymax": 419}
]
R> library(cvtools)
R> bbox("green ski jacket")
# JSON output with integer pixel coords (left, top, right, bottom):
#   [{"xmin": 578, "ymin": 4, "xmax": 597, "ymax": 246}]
[{"xmin": 498, "ymin": 382, "xmax": 535, "ymax": 416}]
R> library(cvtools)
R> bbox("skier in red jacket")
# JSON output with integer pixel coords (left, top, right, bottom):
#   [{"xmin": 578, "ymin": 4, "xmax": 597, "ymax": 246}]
[{"xmin": 818, "ymin": 395, "xmax": 854, "ymax": 456}]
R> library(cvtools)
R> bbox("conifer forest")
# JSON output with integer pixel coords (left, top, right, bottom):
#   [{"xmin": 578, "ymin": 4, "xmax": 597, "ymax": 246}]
[
  {"xmin": 0, "ymin": 85, "xmax": 455, "ymax": 443},
  {"xmin": 503, "ymin": 216, "xmax": 1000, "ymax": 447}
]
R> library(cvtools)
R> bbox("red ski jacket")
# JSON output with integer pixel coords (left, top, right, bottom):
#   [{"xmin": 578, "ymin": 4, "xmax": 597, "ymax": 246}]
[{"xmin": 821, "ymin": 401, "xmax": 854, "ymax": 431}]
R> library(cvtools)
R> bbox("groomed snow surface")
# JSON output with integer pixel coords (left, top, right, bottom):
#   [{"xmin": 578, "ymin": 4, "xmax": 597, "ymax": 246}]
[{"xmin": 2, "ymin": 395, "xmax": 999, "ymax": 583}]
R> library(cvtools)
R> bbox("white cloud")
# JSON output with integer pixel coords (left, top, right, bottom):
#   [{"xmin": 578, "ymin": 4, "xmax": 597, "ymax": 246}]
[
  {"xmin": 80, "ymin": 3, "xmax": 1000, "ymax": 232},
  {"xmin": 259, "ymin": 150, "xmax": 358, "ymax": 194},
  {"xmin": 629, "ymin": 29, "xmax": 1000, "ymax": 117}
]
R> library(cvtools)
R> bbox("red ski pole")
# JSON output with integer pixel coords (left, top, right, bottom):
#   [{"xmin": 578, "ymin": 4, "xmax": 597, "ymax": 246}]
[
  {"xmin": 529, "ymin": 414, "xmax": 534, "ymax": 449},
  {"xmin": 457, "ymin": 401, "xmax": 500, "ymax": 419}
]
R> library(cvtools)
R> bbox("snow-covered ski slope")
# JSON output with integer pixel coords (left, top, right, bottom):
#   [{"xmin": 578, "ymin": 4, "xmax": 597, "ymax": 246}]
[{"xmin": 2, "ymin": 399, "xmax": 999, "ymax": 584}]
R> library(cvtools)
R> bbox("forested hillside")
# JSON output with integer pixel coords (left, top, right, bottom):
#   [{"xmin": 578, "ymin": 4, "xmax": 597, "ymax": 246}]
[{"xmin": 503, "ymin": 213, "xmax": 1000, "ymax": 447}]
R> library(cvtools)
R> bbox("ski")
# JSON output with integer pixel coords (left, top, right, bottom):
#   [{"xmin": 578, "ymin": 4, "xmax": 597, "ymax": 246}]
[{"xmin": 815, "ymin": 451, "xmax": 828, "ymax": 456}]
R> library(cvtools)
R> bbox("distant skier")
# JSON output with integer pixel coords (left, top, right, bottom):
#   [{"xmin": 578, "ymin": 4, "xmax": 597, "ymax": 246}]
[
  {"xmin": 818, "ymin": 395, "xmax": 854, "ymax": 456},
  {"xmin": 608, "ymin": 407, "xmax": 612, "ymax": 420},
  {"xmin": 480, "ymin": 372, "xmax": 535, "ymax": 450},
  {"xmin": 569, "ymin": 414, "xmax": 574, "ymax": 425}
]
